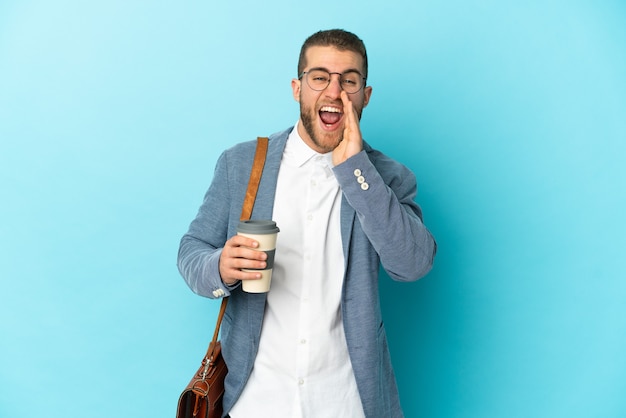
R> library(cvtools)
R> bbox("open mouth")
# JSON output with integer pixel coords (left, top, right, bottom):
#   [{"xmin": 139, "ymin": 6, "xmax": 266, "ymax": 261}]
[{"xmin": 319, "ymin": 105, "xmax": 343, "ymax": 128}]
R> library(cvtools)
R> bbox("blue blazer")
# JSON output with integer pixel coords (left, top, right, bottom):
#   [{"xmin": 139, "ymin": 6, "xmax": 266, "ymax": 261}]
[{"xmin": 178, "ymin": 127, "xmax": 436, "ymax": 417}]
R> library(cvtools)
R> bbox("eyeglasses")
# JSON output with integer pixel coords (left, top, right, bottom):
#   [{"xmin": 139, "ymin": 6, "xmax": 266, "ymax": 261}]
[{"xmin": 298, "ymin": 69, "xmax": 366, "ymax": 94}]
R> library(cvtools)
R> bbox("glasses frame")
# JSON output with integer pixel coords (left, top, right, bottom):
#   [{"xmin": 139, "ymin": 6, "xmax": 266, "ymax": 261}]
[{"xmin": 298, "ymin": 70, "xmax": 367, "ymax": 94}]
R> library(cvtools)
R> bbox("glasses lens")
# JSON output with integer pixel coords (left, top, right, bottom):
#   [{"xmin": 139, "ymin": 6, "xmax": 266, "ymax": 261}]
[
  {"xmin": 306, "ymin": 70, "xmax": 330, "ymax": 90},
  {"xmin": 340, "ymin": 71, "xmax": 363, "ymax": 94}
]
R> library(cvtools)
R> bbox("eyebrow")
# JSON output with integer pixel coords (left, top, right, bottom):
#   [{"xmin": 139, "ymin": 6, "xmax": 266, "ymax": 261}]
[{"xmin": 308, "ymin": 66, "xmax": 364, "ymax": 76}]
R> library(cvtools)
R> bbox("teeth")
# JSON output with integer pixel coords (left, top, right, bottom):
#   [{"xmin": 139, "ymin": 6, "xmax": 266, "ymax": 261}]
[{"xmin": 320, "ymin": 106, "xmax": 342, "ymax": 113}]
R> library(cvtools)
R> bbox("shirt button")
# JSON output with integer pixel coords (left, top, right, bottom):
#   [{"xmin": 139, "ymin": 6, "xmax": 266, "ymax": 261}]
[
  {"xmin": 361, "ymin": 182, "xmax": 369, "ymax": 191},
  {"xmin": 298, "ymin": 379, "xmax": 305, "ymax": 386},
  {"xmin": 353, "ymin": 169, "xmax": 361, "ymax": 177},
  {"xmin": 300, "ymin": 339, "xmax": 307, "ymax": 344}
]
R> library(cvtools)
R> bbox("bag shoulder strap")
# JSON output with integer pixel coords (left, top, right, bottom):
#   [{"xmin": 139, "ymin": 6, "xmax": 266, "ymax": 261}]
[
  {"xmin": 207, "ymin": 136, "xmax": 269, "ymax": 357},
  {"xmin": 241, "ymin": 136, "xmax": 269, "ymax": 221}
]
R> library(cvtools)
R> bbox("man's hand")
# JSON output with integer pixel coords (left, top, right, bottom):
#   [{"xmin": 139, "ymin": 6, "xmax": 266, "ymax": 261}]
[
  {"xmin": 219, "ymin": 235, "xmax": 267, "ymax": 285},
  {"xmin": 333, "ymin": 90, "xmax": 363, "ymax": 166}
]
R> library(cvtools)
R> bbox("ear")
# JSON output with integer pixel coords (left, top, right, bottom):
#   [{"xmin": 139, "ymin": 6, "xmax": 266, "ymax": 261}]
[
  {"xmin": 291, "ymin": 78, "xmax": 301, "ymax": 102},
  {"xmin": 362, "ymin": 86, "xmax": 373, "ymax": 108}
]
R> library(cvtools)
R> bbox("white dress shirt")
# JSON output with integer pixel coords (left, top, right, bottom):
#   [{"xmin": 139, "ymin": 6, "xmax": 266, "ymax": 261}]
[{"xmin": 229, "ymin": 123, "xmax": 365, "ymax": 417}]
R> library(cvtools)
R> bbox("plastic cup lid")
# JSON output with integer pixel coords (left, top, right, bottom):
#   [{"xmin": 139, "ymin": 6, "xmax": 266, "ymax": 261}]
[{"xmin": 237, "ymin": 220, "xmax": 280, "ymax": 234}]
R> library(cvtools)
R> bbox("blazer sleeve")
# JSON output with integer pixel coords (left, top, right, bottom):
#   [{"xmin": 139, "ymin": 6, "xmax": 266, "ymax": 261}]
[
  {"xmin": 333, "ymin": 149, "xmax": 437, "ymax": 281},
  {"xmin": 177, "ymin": 151, "xmax": 237, "ymax": 298}
]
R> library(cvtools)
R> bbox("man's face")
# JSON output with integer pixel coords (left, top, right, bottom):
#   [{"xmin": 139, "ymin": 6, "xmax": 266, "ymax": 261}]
[{"xmin": 292, "ymin": 46, "xmax": 372, "ymax": 153}]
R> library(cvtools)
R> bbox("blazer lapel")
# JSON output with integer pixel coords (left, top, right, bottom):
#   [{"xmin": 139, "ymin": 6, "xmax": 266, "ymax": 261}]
[{"xmin": 340, "ymin": 195, "xmax": 356, "ymax": 272}]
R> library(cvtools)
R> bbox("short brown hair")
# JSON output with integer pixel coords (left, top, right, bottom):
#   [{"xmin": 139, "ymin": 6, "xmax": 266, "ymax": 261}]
[{"xmin": 297, "ymin": 29, "xmax": 368, "ymax": 80}]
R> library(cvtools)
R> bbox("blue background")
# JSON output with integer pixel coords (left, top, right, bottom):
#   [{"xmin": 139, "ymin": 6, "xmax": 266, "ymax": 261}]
[{"xmin": 1, "ymin": 1, "xmax": 625, "ymax": 417}]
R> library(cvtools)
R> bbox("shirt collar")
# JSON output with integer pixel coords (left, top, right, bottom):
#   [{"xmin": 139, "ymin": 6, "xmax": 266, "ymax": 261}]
[{"xmin": 285, "ymin": 121, "xmax": 334, "ymax": 168}]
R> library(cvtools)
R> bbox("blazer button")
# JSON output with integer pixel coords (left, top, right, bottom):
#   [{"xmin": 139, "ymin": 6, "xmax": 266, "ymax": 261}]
[
  {"xmin": 357, "ymin": 175, "xmax": 365, "ymax": 184},
  {"xmin": 353, "ymin": 169, "xmax": 362, "ymax": 177},
  {"xmin": 361, "ymin": 182, "xmax": 369, "ymax": 191}
]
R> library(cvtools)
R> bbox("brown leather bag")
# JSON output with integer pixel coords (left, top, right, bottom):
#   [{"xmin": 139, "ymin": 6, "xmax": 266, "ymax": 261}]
[{"xmin": 176, "ymin": 137, "xmax": 269, "ymax": 418}]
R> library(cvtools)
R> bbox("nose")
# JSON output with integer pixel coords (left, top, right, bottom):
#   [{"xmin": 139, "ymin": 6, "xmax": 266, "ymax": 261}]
[{"xmin": 324, "ymin": 73, "xmax": 343, "ymax": 97}]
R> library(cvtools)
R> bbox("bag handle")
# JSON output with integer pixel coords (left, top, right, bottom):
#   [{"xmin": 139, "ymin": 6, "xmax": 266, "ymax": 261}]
[{"xmin": 207, "ymin": 136, "xmax": 269, "ymax": 357}]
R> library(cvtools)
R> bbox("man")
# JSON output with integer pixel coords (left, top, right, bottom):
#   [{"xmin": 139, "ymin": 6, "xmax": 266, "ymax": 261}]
[{"xmin": 178, "ymin": 29, "xmax": 436, "ymax": 418}]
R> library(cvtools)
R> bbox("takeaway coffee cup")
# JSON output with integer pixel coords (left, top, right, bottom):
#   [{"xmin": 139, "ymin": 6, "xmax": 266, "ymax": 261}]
[{"xmin": 237, "ymin": 220, "xmax": 280, "ymax": 293}]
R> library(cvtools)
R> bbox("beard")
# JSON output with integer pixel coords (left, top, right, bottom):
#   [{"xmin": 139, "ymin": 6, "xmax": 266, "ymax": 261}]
[
  {"xmin": 298, "ymin": 90, "xmax": 366, "ymax": 153},
  {"xmin": 299, "ymin": 102, "xmax": 344, "ymax": 154}
]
